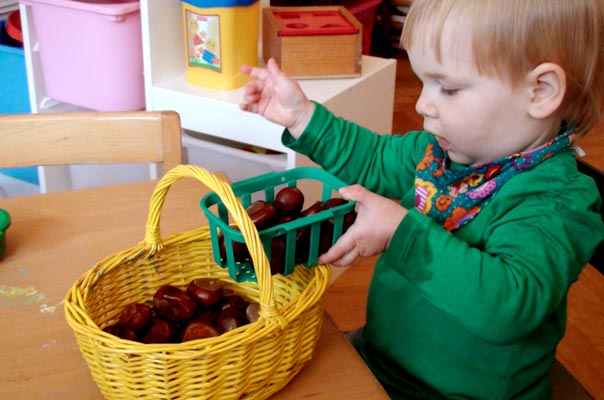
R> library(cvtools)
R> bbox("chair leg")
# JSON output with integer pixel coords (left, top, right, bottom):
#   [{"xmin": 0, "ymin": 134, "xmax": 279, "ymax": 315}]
[{"xmin": 550, "ymin": 359, "xmax": 593, "ymax": 400}]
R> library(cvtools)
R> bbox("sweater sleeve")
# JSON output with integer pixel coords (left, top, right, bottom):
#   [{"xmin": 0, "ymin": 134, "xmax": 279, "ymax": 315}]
[
  {"xmin": 282, "ymin": 102, "xmax": 427, "ymax": 198},
  {"xmin": 383, "ymin": 175, "xmax": 604, "ymax": 344},
  {"xmin": 283, "ymin": 102, "xmax": 604, "ymax": 345}
]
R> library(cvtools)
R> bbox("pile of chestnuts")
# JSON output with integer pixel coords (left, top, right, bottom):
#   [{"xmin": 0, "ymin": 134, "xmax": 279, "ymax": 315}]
[
  {"xmin": 219, "ymin": 186, "xmax": 356, "ymax": 275},
  {"xmin": 103, "ymin": 278, "xmax": 260, "ymax": 344}
]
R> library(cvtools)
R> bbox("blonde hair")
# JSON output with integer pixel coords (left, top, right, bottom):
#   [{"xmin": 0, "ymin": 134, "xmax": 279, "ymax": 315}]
[{"xmin": 401, "ymin": 0, "xmax": 604, "ymax": 135}]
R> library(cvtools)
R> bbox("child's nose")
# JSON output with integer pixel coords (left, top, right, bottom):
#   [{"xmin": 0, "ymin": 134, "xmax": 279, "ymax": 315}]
[{"xmin": 415, "ymin": 88, "xmax": 436, "ymax": 118}]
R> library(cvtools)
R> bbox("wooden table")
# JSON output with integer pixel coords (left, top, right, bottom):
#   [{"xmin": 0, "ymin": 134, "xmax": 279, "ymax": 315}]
[{"xmin": 0, "ymin": 175, "xmax": 388, "ymax": 399}]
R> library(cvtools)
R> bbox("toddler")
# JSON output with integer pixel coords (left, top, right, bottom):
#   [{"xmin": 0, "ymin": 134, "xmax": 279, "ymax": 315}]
[{"xmin": 240, "ymin": 0, "xmax": 604, "ymax": 398}]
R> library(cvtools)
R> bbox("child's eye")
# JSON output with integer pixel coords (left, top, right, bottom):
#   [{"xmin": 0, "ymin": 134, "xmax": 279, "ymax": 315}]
[{"xmin": 440, "ymin": 87, "xmax": 459, "ymax": 96}]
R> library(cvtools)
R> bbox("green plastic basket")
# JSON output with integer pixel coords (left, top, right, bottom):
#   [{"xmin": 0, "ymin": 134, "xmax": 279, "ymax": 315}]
[
  {"xmin": 0, "ymin": 208, "xmax": 10, "ymax": 260},
  {"xmin": 200, "ymin": 167, "xmax": 355, "ymax": 282}
]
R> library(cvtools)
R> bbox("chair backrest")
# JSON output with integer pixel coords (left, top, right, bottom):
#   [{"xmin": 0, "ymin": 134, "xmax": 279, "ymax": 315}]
[{"xmin": 0, "ymin": 111, "xmax": 183, "ymax": 172}]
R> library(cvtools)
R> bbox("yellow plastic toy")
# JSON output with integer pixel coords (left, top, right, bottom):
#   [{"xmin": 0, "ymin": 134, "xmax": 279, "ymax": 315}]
[{"xmin": 182, "ymin": 0, "xmax": 259, "ymax": 90}]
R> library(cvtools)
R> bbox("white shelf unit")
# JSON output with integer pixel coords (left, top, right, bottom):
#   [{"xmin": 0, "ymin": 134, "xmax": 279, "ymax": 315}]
[
  {"xmin": 18, "ymin": 0, "xmax": 397, "ymax": 198},
  {"xmin": 18, "ymin": 2, "xmax": 155, "ymax": 194},
  {"xmin": 140, "ymin": 0, "xmax": 397, "ymax": 196}
]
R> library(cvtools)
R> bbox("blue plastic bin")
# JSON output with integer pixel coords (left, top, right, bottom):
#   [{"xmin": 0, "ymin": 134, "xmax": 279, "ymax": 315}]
[
  {"xmin": 0, "ymin": 19, "xmax": 37, "ymax": 187},
  {"xmin": 0, "ymin": 20, "xmax": 30, "ymax": 114}
]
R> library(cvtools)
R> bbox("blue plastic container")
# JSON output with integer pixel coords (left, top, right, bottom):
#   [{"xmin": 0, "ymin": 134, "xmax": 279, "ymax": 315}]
[
  {"xmin": 0, "ymin": 19, "xmax": 37, "ymax": 187},
  {"xmin": 0, "ymin": 208, "xmax": 10, "ymax": 260},
  {"xmin": 0, "ymin": 20, "xmax": 30, "ymax": 114}
]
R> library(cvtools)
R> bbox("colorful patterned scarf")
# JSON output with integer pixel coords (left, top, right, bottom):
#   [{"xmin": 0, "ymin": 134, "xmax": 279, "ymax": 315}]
[{"xmin": 414, "ymin": 126, "xmax": 576, "ymax": 231}]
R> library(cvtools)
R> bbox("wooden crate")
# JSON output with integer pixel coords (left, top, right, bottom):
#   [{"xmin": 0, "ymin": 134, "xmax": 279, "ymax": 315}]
[{"xmin": 263, "ymin": 6, "xmax": 362, "ymax": 79}]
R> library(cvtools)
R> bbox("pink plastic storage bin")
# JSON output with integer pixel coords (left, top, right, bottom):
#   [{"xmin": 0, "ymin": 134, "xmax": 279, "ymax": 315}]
[{"xmin": 20, "ymin": 0, "xmax": 145, "ymax": 111}]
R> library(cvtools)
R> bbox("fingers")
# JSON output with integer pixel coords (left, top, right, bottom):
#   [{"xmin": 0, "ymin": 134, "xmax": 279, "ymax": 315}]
[
  {"xmin": 320, "ymin": 184, "xmax": 404, "ymax": 267},
  {"xmin": 240, "ymin": 64, "xmax": 253, "ymax": 76},
  {"xmin": 266, "ymin": 58, "xmax": 283, "ymax": 77},
  {"xmin": 239, "ymin": 69, "xmax": 265, "ymax": 112},
  {"xmin": 319, "ymin": 247, "xmax": 360, "ymax": 267},
  {"xmin": 240, "ymin": 64, "xmax": 268, "ymax": 80},
  {"xmin": 240, "ymin": 80, "xmax": 262, "ymax": 110},
  {"xmin": 241, "ymin": 58, "xmax": 280, "ymax": 80},
  {"xmin": 316, "ymin": 184, "xmax": 367, "ymax": 266},
  {"xmin": 319, "ymin": 246, "xmax": 359, "ymax": 267},
  {"xmin": 318, "ymin": 229, "xmax": 359, "ymax": 266},
  {"xmin": 239, "ymin": 91, "xmax": 258, "ymax": 113},
  {"xmin": 239, "ymin": 101, "xmax": 257, "ymax": 113},
  {"xmin": 240, "ymin": 59, "xmax": 280, "ymax": 113},
  {"xmin": 338, "ymin": 184, "xmax": 367, "ymax": 203}
]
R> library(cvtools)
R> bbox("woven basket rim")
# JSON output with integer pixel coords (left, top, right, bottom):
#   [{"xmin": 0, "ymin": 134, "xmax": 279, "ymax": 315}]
[{"xmin": 64, "ymin": 236, "xmax": 330, "ymax": 355}]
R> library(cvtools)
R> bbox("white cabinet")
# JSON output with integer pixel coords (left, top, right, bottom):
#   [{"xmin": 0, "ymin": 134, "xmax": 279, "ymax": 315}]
[{"xmin": 140, "ymin": 0, "xmax": 397, "ymax": 190}]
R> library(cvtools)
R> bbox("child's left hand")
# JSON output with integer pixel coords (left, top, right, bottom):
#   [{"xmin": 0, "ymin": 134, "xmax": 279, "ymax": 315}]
[{"xmin": 318, "ymin": 184, "xmax": 408, "ymax": 267}]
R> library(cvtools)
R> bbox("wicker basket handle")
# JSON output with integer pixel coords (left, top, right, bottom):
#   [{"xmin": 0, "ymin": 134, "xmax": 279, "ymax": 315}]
[{"xmin": 142, "ymin": 165, "xmax": 285, "ymax": 328}]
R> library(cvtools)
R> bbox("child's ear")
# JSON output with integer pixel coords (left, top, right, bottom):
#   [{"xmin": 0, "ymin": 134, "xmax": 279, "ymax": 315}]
[{"xmin": 526, "ymin": 63, "xmax": 566, "ymax": 119}]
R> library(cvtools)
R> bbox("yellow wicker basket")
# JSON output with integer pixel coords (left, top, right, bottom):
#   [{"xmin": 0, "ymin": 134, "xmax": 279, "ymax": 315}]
[{"xmin": 64, "ymin": 165, "xmax": 331, "ymax": 400}]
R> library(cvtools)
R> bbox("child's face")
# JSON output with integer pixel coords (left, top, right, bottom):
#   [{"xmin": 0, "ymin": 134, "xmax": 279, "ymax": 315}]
[{"xmin": 408, "ymin": 27, "xmax": 540, "ymax": 166}]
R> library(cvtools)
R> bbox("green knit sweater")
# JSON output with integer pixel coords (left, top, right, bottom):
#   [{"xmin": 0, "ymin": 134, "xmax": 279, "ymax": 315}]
[{"xmin": 283, "ymin": 103, "xmax": 604, "ymax": 399}]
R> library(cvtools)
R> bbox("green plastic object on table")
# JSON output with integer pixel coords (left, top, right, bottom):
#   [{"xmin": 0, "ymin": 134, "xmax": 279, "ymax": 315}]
[
  {"xmin": 0, "ymin": 208, "xmax": 11, "ymax": 260},
  {"xmin": 200, "ymin": 167, "xmax": 356, "ymax": 283}
]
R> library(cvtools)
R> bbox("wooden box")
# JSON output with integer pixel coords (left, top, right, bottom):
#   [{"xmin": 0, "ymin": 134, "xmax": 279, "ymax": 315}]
[{"xmin": 262, "ymin": 6, "xmax": 362, "ymax": 79}]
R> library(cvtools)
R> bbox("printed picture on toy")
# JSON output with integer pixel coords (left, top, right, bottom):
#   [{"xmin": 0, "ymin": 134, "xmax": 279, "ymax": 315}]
[{"xmin": 186, "ymin": 11, "xmax": 222, "ymax": 71}]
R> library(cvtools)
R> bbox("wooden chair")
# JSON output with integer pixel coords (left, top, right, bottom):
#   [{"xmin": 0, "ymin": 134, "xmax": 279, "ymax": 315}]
[{"xmin": 0, "ymin": 110, "xmax": 183, "ymax": 194}]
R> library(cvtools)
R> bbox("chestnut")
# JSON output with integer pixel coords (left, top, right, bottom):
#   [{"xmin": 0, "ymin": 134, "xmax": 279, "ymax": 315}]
[
  {"xmin": 187, "ymin": 278, "xmax": 225, "ymax": 308},
  {"xmin": 275, "ymin": 214, "xmax": 295, "ymax": 225},
  {"xmin": 217, "ymin": 308, "xmax": 247, "ymax": 333},
  {"xmin": 119, "ymin": 327, "xmax": 139, "ymax": 342},
  {"xmin": 245, "ymin": 303, "xmax": 260, "ymax": 324},
  {"xmin": 274, "ymin": 186, "xmax": 304, "ymax": 216},
  {"xmin": 295, "ymin": 228, "xmax": 311, "ymax": 264},
  {"xmin": 196, "ymin": 309, "xmax": 218, "ymax": 326},
  {"xmin": 219, "ymin": 295, "xmax": 248, "ymax": 313},
  {"xmin": 142, "ymin": 318, "xmax": 176, "ymax": 344},
  {"xmin": 118, "ymin": 303, "xmax": 152, "ymax": 332},
  {"xmin": 246, "ymin": 199, "xmax": 266, "ymax": 216},
  {"xmin": 103, "ymin": 323, "xmax": 122, "ymax": 337},
  {"xmin": 319, "ymin": 222, "xmax": 335, "ymax": 255},
  {"xmin": 218, "ymin": 230, "xmax": 250, "ymax": 262},
  {"xmin": 180, "ymin": 319, "xmax": 219, "ymax": 342},
  {"xmin": 295, "ymin": 239, "xmax": 310, "ymax": 264},
  {"xmin": 103, "ymin": 323, "xmax": 137, "ymax": 341},
  {"xmin": 322, "ymin": 197, "xmax": 357, "ymax": 232},
  {"xmin": 152, "ymin": 285, "xmax": 197, "ymax": 322},
  {"xmin": 343, "ymin": 210, "xmax": 357, "ymax": 232},
  {"xmin": 321, "ymin": 197, "xmax": 348, "ymax": 210},
  {"xmin": 296, "ymin": 201, "xmax": 324, "ymax": 242},
  {"xmin": 246, "ymin": 200, "xmax": 278, "ymax": 229},
  {"xmin": 270, "ymin": 235, "xmax": 287, "ymax": 275},
  {"xmin": 299, "ymin": 201, "xmax": 323, "ymax": 219}
]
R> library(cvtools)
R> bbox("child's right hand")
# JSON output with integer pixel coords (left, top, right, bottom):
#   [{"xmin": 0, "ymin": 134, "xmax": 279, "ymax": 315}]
[
  {"xmin": 318, "ymin": 184, "xmax": 408, "ymax": 267},
  {"xmin": 239, "ymin": 58, "xmax": 315, "ymax": 139}
]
